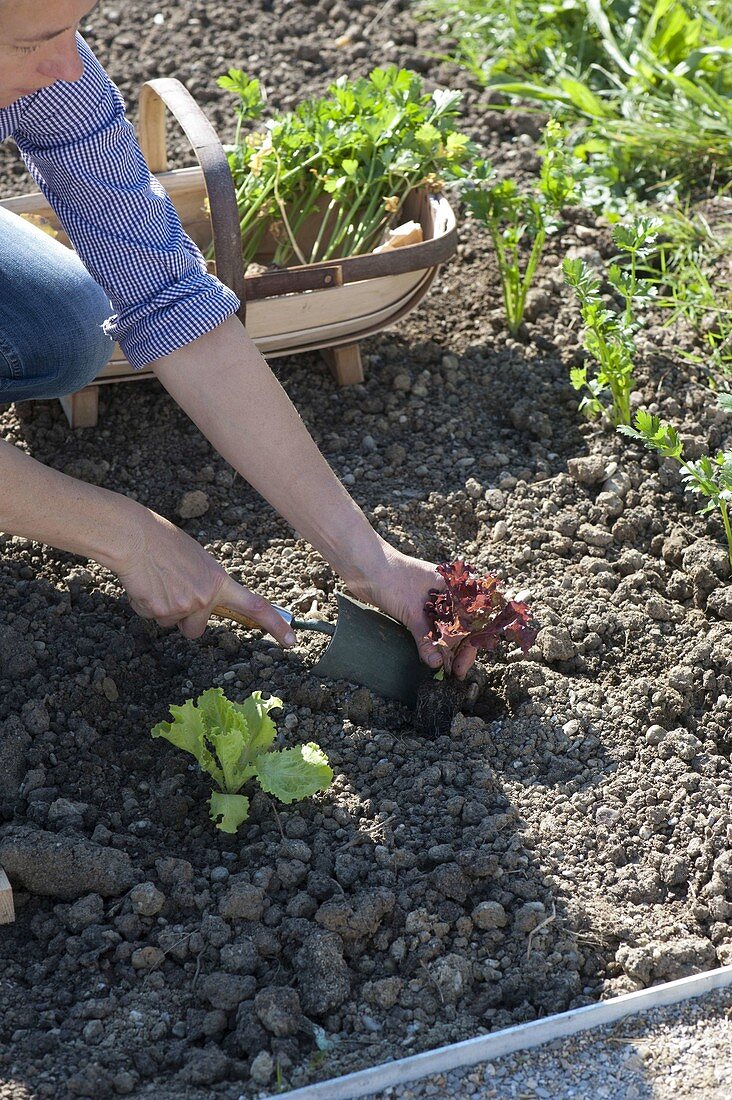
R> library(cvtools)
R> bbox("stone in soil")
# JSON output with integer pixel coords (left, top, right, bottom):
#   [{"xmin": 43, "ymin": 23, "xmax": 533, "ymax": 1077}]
[{"xmin": 0, "ymin": 826, "xmax": 135, "ymax": 898}]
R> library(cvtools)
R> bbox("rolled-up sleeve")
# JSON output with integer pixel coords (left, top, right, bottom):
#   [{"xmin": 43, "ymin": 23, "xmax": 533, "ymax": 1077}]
[{"xmin": 12, "ymin": 35, "xmax": 240, "ymax": 369}]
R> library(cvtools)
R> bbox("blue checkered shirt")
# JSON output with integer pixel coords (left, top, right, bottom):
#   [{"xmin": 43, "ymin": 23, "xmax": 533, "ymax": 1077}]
[{"xmin": 0, "ymin": 35, "xmax": 240, "ymax": 369}]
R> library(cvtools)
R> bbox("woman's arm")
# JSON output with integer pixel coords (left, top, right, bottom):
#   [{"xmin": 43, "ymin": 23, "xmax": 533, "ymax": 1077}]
[
  {"xmin": 152, "ymin": 316, "xmax": 390, "ymax": 592},
  {"xmin": 151, "ymin": 316, "xmax": 476, "ymax": 678},
  {"xmin": 0, "ymin": 439, "xmax": 296, "ymax": 645},
  {"xmin": 14, "ymin": 34, "xmax": 240, "ymax": 370}
]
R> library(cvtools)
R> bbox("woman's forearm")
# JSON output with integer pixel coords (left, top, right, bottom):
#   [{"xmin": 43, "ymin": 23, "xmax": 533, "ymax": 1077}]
[
  {"xmin": 0, "ymin": 320, "xmax": 472, "ymax": 671},
  {"xmin": 0, "ymin": 438, "xmax": 139, "ymax": 570},
  {"xmin": 151, "ymin": 316, "xmax": 393, "ymax": 592},
  {"xmin": 0, "ymin": 438, "xmax": 300, "ymax": 644}
]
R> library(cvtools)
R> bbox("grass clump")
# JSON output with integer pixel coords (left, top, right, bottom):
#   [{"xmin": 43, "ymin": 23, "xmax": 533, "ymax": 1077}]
[
  {"xmin": 419, "ymin": 0, "xmax": 732, "ymax": 197},
  {"xmin": 638, "ymin": 201, "xmax": 732, "ymax": 376}
]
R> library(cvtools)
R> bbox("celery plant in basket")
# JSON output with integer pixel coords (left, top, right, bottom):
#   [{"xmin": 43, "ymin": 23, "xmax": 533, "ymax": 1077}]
[
  {"xmin": 564, "ymin": 215, "xmax": 661, "ymax": 426},
  {"xmin": 218, "ymin": 67, "xmax": 475, "ymax": 267},
  {"xmin": 461, "ymin": 120, "xmax": 585, "ymax": 334},
  {"xmin": 619, "ymin": 408, "xmax": 732, "ymax": 567},
  {"xmin": 152, "ymin": 688, "xmax": 333, "ymax": 833}
]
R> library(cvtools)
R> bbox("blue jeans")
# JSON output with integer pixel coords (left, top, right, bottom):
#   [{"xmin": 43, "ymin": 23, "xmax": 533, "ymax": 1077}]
[{"xmin": 0, "ymin": 206, "xmax": 114, "ymax": 402}]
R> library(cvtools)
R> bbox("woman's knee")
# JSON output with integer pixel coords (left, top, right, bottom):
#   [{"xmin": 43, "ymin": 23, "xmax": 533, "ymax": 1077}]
[
  {"xmin": 0, "ymin": 289, "xmax": 114, "ymax": 401},
  {"xmin": 53, "ymin": 278, "xmax": 115, "ymax": 396},
  {"xmin": 0, "ymin": 208, "xmax": 114, "ymax": 401}
]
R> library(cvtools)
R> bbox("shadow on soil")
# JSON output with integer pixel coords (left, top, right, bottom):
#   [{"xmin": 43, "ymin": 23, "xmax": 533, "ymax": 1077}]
[{"xmin": 0, "ymin": 329, "xmax": 629, "ymax": 1095}]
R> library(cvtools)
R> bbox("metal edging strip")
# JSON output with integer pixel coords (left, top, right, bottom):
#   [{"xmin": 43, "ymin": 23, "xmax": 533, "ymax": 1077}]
[{"xmin": 268, "ymin": 963, "xmax": 732, "ymax": 1100}]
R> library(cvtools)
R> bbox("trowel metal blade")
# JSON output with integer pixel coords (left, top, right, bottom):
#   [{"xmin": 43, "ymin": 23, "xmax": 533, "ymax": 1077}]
[{"xmin": 312, "ymin": 593, "xmax": 431, "ymax": 708}]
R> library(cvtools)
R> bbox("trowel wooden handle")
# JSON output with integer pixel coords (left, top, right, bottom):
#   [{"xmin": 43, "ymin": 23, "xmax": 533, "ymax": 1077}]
[
  {"xmin": 212, "ymin": 604, "xmax": 294, "ymax": 631},
  {"xmin": 212, "ymin": 604, "xmax": 259, "ymax": 630}
]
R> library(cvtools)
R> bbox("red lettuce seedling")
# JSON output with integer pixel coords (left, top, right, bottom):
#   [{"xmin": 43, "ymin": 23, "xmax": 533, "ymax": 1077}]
[{"xmin": 424, "ymin": 560, "xmax": 537, "ymax": 658}]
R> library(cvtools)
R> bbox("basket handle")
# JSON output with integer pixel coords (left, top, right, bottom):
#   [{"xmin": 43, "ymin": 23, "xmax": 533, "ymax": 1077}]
[{"xmin": 138, "ymin": 78, "xmax": 247, "ymax": 322}]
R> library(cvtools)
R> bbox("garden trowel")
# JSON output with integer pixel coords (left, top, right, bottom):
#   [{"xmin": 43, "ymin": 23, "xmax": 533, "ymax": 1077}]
[{"xmin": 213, "ymin": 593, "xmax": 432, "ymax": 707}]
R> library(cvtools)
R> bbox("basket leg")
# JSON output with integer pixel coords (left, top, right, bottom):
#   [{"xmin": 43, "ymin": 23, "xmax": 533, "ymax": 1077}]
[
  {"xmin": 0, "ymin": 867, "xmax": 14, "ymax": 925},
  {"xmin": 321, "ymin": 343, "xmax": 364, "ymax": 386},
  {"xmin": 59, "ymin": 385, "xmax": 100, "ymax": 428}
]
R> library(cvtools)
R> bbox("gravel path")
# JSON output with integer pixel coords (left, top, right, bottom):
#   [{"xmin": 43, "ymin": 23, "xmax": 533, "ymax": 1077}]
[{"xmin": 368, "ymin": 987, "xmax": 732, "ymax": 1100}]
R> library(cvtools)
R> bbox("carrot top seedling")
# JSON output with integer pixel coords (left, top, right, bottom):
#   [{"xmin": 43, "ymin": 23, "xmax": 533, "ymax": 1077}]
[
  {"xmin": 152, "ymin": 688, "xmax": 333, "ymax": 833},
  {"xmin": 564, "ymin": 215, "xmax": 661, "ymax": 426},
  {"xmin": 619, "ymin": 408, "xmax": 732, "ymax": 567}
]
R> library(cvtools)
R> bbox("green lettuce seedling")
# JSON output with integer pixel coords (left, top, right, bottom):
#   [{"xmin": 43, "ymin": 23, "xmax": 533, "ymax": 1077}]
[{"xmin": 152, "ymin": 688, "xmax": 333, "ymax": 834}]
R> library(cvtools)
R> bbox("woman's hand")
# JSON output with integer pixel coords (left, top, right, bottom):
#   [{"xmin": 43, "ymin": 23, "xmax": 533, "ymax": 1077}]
[
  {"xmin": 112, "ymin": 508, "xmax": 295, "ymax": 646},
  {"xmin": 347, "ymin": 545, "xmax": 478, "ymax": 680}
]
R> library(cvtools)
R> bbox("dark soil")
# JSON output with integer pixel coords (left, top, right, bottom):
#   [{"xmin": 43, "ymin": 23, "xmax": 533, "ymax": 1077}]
[{"xmin": 1, "ymin": 2, "xmax": 731, "ymax": 1098}]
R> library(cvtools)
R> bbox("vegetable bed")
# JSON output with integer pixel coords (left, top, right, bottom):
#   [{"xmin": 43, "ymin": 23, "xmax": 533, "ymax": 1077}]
[{"xmin": 0, "ymin": 2, "xmax": 731, "ymax": 1098}]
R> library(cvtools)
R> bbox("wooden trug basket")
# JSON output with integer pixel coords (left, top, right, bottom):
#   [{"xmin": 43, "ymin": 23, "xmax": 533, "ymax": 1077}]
[{"xmin": 0, "ymin": 78, "xmax": 458, "ymax": 427}]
